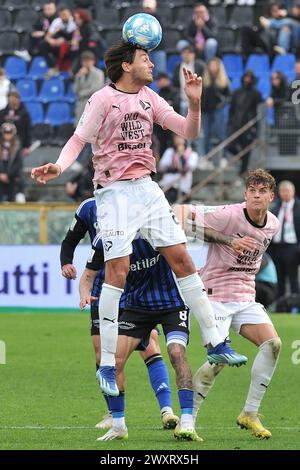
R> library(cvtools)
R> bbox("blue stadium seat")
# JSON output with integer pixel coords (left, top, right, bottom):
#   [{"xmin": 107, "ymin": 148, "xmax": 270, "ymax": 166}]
[
  {"xmin": 167, "ymin": 54, "xmax": 181, "ymax": 76},
  {"xmin": 245, "ymin": 54, "xmax": 270, "ymax": 78},
  {"xmin": 271, "ymin": 54, "xmax": 296, "ymax": 81},
  {"xmin": 223, "ymin": 54, "xmax": 243, "ymax": 80},
  {"xmin": 230, "ymin": 77, "xmax": 241, "ymax": 91},
  {"xmin": 257, "ymin": 77, "xmax": 271, "ymax": 100},
  {"xmin": 25, "ymin": 102, "xmax": 44, "ymax": 124},
  {"xmin": 44, "ymin": 102, "xmax": 73, "ymax": 126},
  {"xmin": 65, "ymin": 82, "xmax": 76, "ymax": 104},
  {"xmin": 16, "ymin": 78, "xmax": 37, "ymax": 102},
  {"xmin": 28, "ymin": 56, "xmax": 48, "ymax": 80},
  {"xmin": 37, "ymin": 78, "xmax": 65, "ymax": 103},
  {"xmin": 4, "ymin": 56, "xmax": 27, "ymax": 80}
]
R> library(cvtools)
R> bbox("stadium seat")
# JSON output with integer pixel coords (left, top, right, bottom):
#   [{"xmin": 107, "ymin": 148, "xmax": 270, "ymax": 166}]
[
  {"xmin": 230, "ymin": 77, "xmax": 241, "ymax": 91},
  {"xmin": 217, "ymin": 29, "xmax": 237, "ymax": 54},
  {"xmin": 173, "ymin": 6, "xmax": 193, "ymax": 29},
  {"xmin": 223, "ymin": 54, "xmax": 243, "ymax": 80},
  {"xmin": 37, "ymin": 78, "xmax": 65, "ymax": 103},
  {"xmin": 163, "ymin": 30, "xmax": 182, "ymax": 54},
  {"xmin": 4, "ymin": 56, "xmax": 27, "ymax": 80},
  {"xmin": 120, "ymin": 6, "xmax": 141, "ymax": 23},
  {"xmin": 54, "ymin": 123, "xmax": 75, "ymax": 147},
  {"xmin": 166, "ymin": 54, "xmax": 181, "ymax": 76},
  {"xmin": 16, "ymin": 78, "xmax": 37, "ymax": 102},
  {"xmin": 0, "ymin": 10, "xmax": 12, "ymax": 32},
  {"xmin": 28, "ymin": 56, "xmax": 48, "ymax": 80},
  {"xmin": 31, "ymin": 123, "xmax": 54, "ymax": 145},
  {"xmin": 271, "ymin": 54, "xmax": 296, "ymax": 81},
  {"xmin": 228, "ymin": 6, "xmax": 254, "ymax": 28},
  {"xmin": 0, "ymin": 32, "xmax": 19, "ymax": 55},
  {"xmin": 95, "ymin": 8, "xmax": 119, "ymax": 30},
  {"xmin": 257, "ymin": 77, "xmax": 271, "ymax": 100},
  {"xmin": 245, "ymin": 54, "xmax": 270, "ymax": 78},
  {"xmin": 156, "ymin": 5, "xmax": 174, "ymax": 27},
  {"xmin": 44, "ymin": 102, "xmax": 73, "ymax": 126},
  {"xmin": 25, "ymin": 102, "xmax": 44, "ymax": 124},
  {"xmin": 65, "ymin": 82, "xmax": 76, "ymax": 104},
  {"xmin": 210, "ymin": 5, "xmax": 227, "ymax": 25},
  {"xmin": 105, "ymin": 30, "xmax": 122, "ymax": 47},
  {"xmin": 13, "ymin": 8, "xmax": 38, "ymax": 33},
  {"xmin": 3, "ymin": 0, "xmax": 31, "ymax": 10}
]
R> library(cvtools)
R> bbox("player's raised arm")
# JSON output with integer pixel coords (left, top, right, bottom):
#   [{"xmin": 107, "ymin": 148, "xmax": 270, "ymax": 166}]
[
  {"xmin": 154, "ymin": 68, "xmax": 202, "ymax": 140},
  {"xmin": 31, "ymin": 134, "xmax": 86, "ymax": 184}
]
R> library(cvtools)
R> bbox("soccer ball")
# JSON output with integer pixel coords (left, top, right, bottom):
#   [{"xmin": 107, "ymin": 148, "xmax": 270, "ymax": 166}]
[{"xmin": 122, "ymin": 13, "xmax": 162, "ymax": 51}]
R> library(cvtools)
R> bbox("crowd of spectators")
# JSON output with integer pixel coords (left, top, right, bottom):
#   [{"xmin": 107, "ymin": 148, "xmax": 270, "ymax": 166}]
[{"xmin": 0, "ymin": 0, "xmax": 299, "ymax": 204}]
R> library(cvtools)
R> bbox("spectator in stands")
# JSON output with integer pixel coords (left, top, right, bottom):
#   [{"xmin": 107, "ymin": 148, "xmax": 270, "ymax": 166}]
[
  {"xmin": 65, "ymin": 149, "xmax": 94, "ymax": 202},
  {"xmin": 201, "ymin": 58, "xmax": 230, "ymax": 157},
  {"xmin": 173, "ymin": 44, "xmax": 205, "ymax": 116},
  {"xmin": 0, "ymin": 90, "xmax": 32, "ymax": 157},
  {"xmin": 255, "ymin": 253, "xmax": 278, "ymax": 308},
  {"xmin": 227, "ymin": 71, "xmax": 262, "ymax": 177},
  {"xmin": 0, "ymin": 69, "xmax": 14, "ymax": 111},
  {"xmin": 154, "ymin": 72, "xmax": 180, "ymax": 156},
  {"xmin": 260, "ymin": 1, "xmax": 300, "ymax": 54},
  {"xmin": 71, "ymin": 9, "xmax": 105, "ymax": 74},
  {"xmin": 74, "ymin": 50, "xmax": 105, "ymax": 124},
  {"xmin": 29, "ymin": 1, "xmax": 57, "ymax": 57},
  {"xmin": 142, "ymin": 0, "xmax": 167, "ymax": 77},
  {"xmin": 185, "ymin": 3, "xmax": 218, "ymax": 62},
  {"xmin": 158, "ymin": 134, "xmax": 198, "ymax": 203},
  {"xmin": 0, "ymin": 122, "xmax": 25, "ymax": 203},
  {"xmin": 269, "ymin": 180, "xmax": 300, "ymax": 297},
  {"xmin": 41, "ymin": 5, "xmax": 76, "ymax": 77},
  {"xmin": 266, "ymin": 71, "xmax": 289, "ymax": 126}
]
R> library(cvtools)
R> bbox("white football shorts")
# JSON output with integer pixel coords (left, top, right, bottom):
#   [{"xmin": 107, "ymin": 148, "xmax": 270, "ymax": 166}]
[
  {"xmin": 94, "ymin": 176, "xmax": 187, "ymax": 261},
  {"xmin": 210, "ymin": 301, "xmax": 273, "ymax": 338}
]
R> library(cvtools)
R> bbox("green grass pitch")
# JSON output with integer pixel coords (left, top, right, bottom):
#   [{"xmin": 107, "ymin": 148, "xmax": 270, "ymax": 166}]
[{"xmin": 0, "ymin": 310, "xmax": 299, "ymax": 450}]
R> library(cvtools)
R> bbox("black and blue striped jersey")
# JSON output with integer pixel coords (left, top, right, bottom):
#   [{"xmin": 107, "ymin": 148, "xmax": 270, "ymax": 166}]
[
  {"xmin": 61, "ymin": 197, "xmax": 185, "ymax": 312},
  {"xmin": 88, "ymin": 238, "xmax": 185, "ymax": 313}
]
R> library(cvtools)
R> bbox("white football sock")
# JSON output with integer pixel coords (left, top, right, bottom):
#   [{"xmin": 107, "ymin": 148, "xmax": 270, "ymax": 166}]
[
  {"xmin": 112, "ymin": 417, "xmax": 126, "ymax": 429},
  {"xmin": 177, "ymin": 273, "xmax": 223, "ymax": 347},
  {"xmin": 244, "ymin": 337, "xmax": 281, "ymax": 413},
  {"xmin": 99, "ymin": 283, "xmax": 123, "ymax": 367},
  {"xmin": 192, "ymin": 361, "xmax": 225, "ymax": 421},
  {"xmin": 180, "ymin": 413, "xmax": 194, "ymax": 429}
]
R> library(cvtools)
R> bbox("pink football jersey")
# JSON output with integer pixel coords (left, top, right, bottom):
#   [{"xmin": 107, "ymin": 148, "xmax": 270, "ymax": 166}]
[
  {"xmin": 195, "ymin": 203, "xmax": 280, "ymax": 302},
  {"xmin": 74, "ymin": 84, "xmax": 199, "ymax": 187}
]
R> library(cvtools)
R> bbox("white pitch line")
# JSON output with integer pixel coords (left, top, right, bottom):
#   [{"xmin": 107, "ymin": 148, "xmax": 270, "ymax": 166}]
[{"xmin": 1, "ymin": 426, "xmax": 299, "ymax": 431}]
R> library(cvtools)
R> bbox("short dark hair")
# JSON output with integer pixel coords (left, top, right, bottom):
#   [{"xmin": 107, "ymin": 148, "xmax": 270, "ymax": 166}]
[
  {"xmin": 104, "ymin": 41, "xmax": 141, "ymax": 83},
  {"xmin": 245, "ymin": 169, "xmax": 276, "ymax": 192},
  {"xmin": 81, "ymin": 50, "xmax": 96, "ymax": 62}
]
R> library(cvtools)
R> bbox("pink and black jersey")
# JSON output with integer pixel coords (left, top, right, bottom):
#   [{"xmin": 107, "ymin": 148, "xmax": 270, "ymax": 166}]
[
  {"xmin": 195, "ymin": 203, "xmax": 280, "ymax": 302},
  {"xmin": 74, "ymin": 84, "xmax": 199, "ymax": 187}
]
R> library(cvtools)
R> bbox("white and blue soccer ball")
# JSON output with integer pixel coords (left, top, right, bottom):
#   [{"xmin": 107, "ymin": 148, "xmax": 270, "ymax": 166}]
[{"xmin": 122, "ymin": 13, "xmax": 162, "ymax": 51}]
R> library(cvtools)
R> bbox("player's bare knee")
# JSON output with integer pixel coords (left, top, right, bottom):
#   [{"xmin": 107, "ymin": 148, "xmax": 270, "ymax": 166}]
[
  {"xmin": 105, "ymin": 260, "xmax": 129, "ymax": 287},
  {"xmin": 172, "ymin": 252, "xmax": 195, "ymax": 277}
]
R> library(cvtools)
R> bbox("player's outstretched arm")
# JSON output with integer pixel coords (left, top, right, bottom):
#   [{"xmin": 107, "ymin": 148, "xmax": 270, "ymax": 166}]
[
  {"xmin": 79, "ymin": 268, "xmax": 97, "ymax": 310},
  {"xmin": 31, "ymin": 163, "xmax": 61, "ymax": 184},
  {"xmin": 183, "ymin": 67, "xmax": 202, "ymax": 111}
]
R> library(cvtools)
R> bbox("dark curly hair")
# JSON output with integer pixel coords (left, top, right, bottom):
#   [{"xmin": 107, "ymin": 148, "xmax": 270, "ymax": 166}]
[
  {"xmin": 104, "ymin": 41, "xmax": 143, "ymax": 83},
  {"xmin": 245, "ymin": 169, "xmax": 276, "ymax": 192}
]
